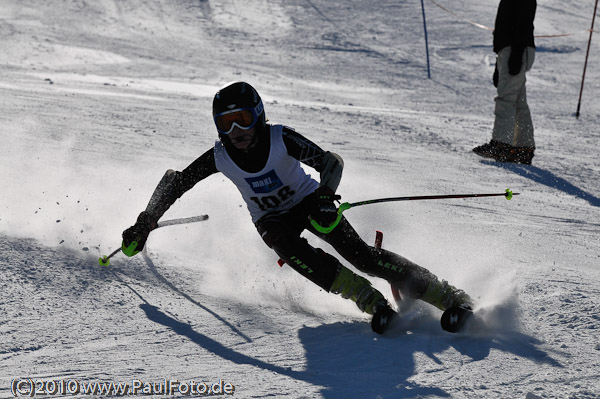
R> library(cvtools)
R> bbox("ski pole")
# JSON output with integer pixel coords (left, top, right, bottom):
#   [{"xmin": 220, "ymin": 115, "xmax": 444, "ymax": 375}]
[
  {"xmin": 310, "ymin": 188, "xmax": 519, "ymax": 234},
  {"xmin": 98, "ymin": 214, "xmax": 209, "ymax": 266},
  {"xmin": 99, "ymin": 247, "xmax": 122, "ymax": 266}
]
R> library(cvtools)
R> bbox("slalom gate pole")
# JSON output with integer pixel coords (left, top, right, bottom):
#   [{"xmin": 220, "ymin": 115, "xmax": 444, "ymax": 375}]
[
  {"xmin": 310, "ymin": 189, "xmax": 519, "ymax": 234},
  {"xmin": 420, "ymin": 0, "xmax": 432, "ymax": 79},
  {"xmin": 576, "ymin": 0, "xmax": 599, "ymax": 118},
  {"xmin": 98, "ymin": 214, "xmax": 209, "ymax": 266}
]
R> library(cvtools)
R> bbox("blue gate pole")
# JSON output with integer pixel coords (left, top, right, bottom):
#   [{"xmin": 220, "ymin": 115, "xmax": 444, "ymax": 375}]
[{"xmin": 420, "ymin": 0, "xmax": 432, "ymax": 79}]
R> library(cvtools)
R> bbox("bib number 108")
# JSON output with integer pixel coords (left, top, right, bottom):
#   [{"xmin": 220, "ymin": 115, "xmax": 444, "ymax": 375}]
[{"xmin": 250, "ymin": 186, "xmax": 296, "ymax": 211}]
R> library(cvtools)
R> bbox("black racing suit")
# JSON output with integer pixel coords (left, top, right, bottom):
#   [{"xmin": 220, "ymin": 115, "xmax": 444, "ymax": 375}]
[{"xmin": 139, "ymin": 125, "xmax": 437, "ymax": 299}]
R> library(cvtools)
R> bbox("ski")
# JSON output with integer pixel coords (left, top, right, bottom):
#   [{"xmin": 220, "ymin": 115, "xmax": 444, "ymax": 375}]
[
  {"xmin": 371, "ymin": 302, "xmax": 398, "ymax": 334},
  {"xmin": 440, "ymin": 305, "xmax": 474, "ymax": 333}
]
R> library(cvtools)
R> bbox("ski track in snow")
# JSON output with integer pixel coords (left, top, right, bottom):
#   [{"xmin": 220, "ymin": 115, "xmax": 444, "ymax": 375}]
[{"xmin": 1, "ymin": 0, "xmax": 599, "ymax": 398}]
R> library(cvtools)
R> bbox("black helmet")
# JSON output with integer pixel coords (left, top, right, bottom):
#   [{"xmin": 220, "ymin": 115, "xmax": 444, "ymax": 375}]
[{"xmin": 212, "ymin": 82, "xmax": 266, "ymax": 147}]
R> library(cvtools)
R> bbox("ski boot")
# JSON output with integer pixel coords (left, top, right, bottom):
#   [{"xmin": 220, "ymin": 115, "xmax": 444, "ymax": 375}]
[
  {"xmin": 421, "ymin": 279, "xmax": 474, "ymax": 333},
  {"xmin": 421, "ymin": 279, "xmax": 473, "ymax": 311},
  {"xmin": 371, "ymin": 299, "xmax": 397, "ymax": 334},
  {"xmin": 330, "ymin": 266, "xmax": 397, "ymax": 333}
]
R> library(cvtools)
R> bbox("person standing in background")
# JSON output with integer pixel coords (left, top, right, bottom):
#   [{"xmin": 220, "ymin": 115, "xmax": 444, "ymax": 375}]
[{"xmin": 473, "ymin": 0, "xmax": 537, "ymax": 165}]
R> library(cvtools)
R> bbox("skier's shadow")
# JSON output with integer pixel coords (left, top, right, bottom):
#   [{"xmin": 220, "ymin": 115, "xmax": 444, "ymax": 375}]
[
  {"xmin": 112, "ymin": 268, "xmax": 309, "ymax": 381},
  {"xmin": 140, "ymin": 252, "xmax": 252, "ymax": 343},
  {"xmin": 138, "ymin": 302, "xmax": 309, "ymax": 381},
  {"xmin": 298, "ymin": 320, "xmax": 451, "ymax": 398},
  {"xmin": 298, "ymin": 314, "xmax": 562, "ymax": 398},
  {"xmin": 133, "ymin": 286, "xmax": 561, "ymax": 398},
  {"xmin": 484, "ymin": 160, "xmax": 600, "ymax": 207}
]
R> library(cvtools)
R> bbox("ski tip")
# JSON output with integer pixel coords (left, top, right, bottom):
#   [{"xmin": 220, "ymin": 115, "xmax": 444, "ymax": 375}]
[
  {"xmin": 441, "ymin": 305, "xmax": 473, "ymax": 333},
  {"xmin": 98, "ymin": 256, "xmax": 110, "ymax": 267},
  {"xmin": 371, "ymin": 303, "xmax": 398, "ymax": 334}
]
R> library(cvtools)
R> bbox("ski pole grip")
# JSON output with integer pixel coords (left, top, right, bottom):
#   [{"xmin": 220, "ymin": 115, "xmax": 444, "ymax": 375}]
[
  {"xmin": 310, "ymin": 202, "xmax": 351, "ymax": 234},
  {"xmin": 122, "ymin": 241, "xmax": 140, "ymax": 257}
]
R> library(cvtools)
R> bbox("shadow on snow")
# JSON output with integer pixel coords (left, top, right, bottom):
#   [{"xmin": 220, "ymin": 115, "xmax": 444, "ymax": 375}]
[
  {"xmin": 485, "ymin": 160, "xmax": 600, "ymax": 208},
  {"xmin": 128, "ymin": 256, "xmax": 563, "ymax": 398},
  {"xmin": 296, "ymin": 312, "xmax": 562, "ymax": 398},
  {"xmin": 1, "ymin": 235, "xmax": 563, "ymax": 399}
]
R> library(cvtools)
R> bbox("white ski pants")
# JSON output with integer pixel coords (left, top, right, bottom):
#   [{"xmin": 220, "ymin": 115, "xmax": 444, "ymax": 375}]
[{"xmin": 492, "ymin": 46, "xmax": 536, "ymax": 148}]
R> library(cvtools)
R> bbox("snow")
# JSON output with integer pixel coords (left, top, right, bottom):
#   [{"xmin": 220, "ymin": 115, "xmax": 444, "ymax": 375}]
[{"xmin": 1, "ymin": 0, "xmax": 599, "ymax": 398}]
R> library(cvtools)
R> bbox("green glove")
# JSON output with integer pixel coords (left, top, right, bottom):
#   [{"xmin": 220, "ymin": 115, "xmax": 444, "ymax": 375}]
[{"xmin": 121, "ymin": 211, "xmax": 156, "ymax": 257}]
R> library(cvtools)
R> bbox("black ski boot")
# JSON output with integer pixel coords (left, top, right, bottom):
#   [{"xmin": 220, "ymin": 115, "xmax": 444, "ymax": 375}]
[
  {"xmin": 440, "ymin": 305, "xmax": 473, "ymax": 333},
  {"xmin": 371, "ymin": 300, "xmax": 397, "ymax": 334}
]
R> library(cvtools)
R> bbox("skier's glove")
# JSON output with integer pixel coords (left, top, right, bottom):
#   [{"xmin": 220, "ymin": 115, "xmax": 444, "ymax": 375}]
[
  {"xmin": 309, "ymin": 186, "xmax": 341, "ymax": 227},
  {"xmin": 508, "ymin": 46, "xmax": 524, "ymax": 75},
  {"xmin": 121, "ymin": 211, "xmax": 157, "ymax": 257}
]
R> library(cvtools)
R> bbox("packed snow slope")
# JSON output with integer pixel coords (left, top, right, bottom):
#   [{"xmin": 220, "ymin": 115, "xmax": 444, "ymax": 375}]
[{"xmin": 1, "ymin": 0, "xmax": 599, "ymax": 398}]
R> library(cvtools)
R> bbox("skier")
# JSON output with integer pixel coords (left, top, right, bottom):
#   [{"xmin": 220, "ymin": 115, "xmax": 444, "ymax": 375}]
[{"xmin": 121, "ymin": 81, "xmax": 473, "ymax": 333}]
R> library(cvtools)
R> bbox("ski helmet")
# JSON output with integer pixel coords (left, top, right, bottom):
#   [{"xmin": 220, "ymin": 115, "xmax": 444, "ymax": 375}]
[{"xmin": 212, "ymin": 82, "xmax": 266, "ymax": 148}]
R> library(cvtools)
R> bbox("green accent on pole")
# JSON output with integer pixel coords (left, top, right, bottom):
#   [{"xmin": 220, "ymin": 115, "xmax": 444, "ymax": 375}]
[
  {"xmin": 122, "ymin": 241, "xmax": 140, "ymax": 257},
  {"xmin": 98, "ymin": 256, "xmax": 110, "ymax": 266},
  {"xmin": 311, "ymin": 189, "xmax": 519, "ymax": 234},
  {"xmin": 310, "ymin": 202, "xmax": 352, "ymax": 234}
]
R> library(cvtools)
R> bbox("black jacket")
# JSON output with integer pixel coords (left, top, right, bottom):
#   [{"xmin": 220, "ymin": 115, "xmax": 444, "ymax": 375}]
[
  {"xmin": 493, "ymin": 0, "xmax": 536, "ymax": 53},
  {"xmin": 142, "ymin": 125, "xmax": 343, "ymax": 224}
]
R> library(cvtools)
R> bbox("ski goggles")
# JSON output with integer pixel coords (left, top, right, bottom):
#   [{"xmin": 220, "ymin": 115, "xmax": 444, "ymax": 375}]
[{"xmin": 214, "ymin": 101, "xmax": 264, "ymax": 135}]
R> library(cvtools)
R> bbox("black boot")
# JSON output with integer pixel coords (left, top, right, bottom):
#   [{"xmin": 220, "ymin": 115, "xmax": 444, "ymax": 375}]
[
  {"xmin": 472, "ymin": 140, "xmax": 510, "ymax": 159},
  {"xmin": 499, "ymin": 146, "xmax": 535, "ymax": 165},
  {"xmin": 440, "ymin": 305, "xmax": 473, "ymax": 333},
  {"xmin": 371, "ymin": 300, "xmax": 397, "ymax": 334}
]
